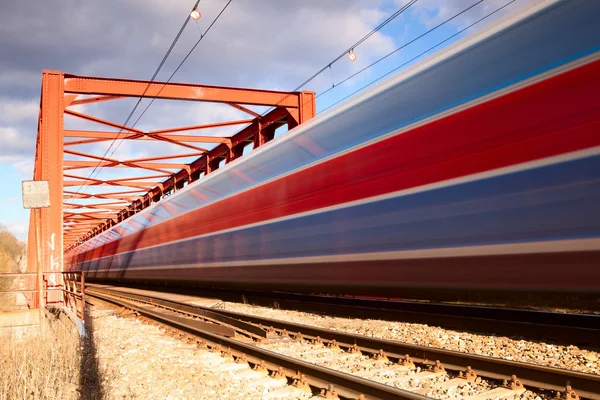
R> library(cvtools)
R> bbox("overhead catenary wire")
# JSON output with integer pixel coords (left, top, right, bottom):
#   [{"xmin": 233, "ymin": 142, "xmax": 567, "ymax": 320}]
[
  {"xmin": 317, "ymin": 0, "xmax": 485, "ymax": 99},
  {"xmin": 249, "ymin": 0, "xmax": 419, "ymax": 123},
  {"xmin": 66, "ymin": 0, "xmax": 203, "ymax": 203},
  {"xmin": 290, "ymin": 0, "xmax": 419, "ymax": 93},
  {"xmin": 211, "ymin": 0, "xmax": 516, "ymax": 154},
  {"xmin": 320, "ymin": 0, "xmax": 518, "ymax": 113},
  {"xmin": 105, "ymin": 0, "xmax": 234, "ymax": 164},
  {"xmin": 67, "ymin": 0, "xmax": 231, "ymax": 204},
  {"xmin": 79, "ymin": 0, "xmax": 411, "ymax": 192}
]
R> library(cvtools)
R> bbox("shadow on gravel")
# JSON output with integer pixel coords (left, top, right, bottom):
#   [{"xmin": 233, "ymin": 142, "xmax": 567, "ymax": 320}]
[{"xmin": 79, "ymin": 307, "xmax": 104, "ymax": 400}]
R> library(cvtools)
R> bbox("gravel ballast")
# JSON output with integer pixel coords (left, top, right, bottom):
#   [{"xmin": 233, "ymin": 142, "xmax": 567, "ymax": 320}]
[
  {"xmin": 220, "ymin": 302, "xmax": 600, "ymax": 375},
  {"xmin": 88, "ymin": 305, "xmax": 315, "ymax": 400}
]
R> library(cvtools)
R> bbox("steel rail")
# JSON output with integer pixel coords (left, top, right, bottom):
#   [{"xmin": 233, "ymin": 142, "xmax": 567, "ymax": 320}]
[
  {"xmin": 238, "ymin": 291, "xmax": 600, "ymax": 346},
  {"xmin": 86, "ymin": 289, "xmax": 429, "ymax": 400},
  {"xmin": 88, "ymin": 286, "xmax": 600, "ymax": 400},
  {"xmin": 108, "ymin": 283, "xmax": 600, "ymax": 346}
]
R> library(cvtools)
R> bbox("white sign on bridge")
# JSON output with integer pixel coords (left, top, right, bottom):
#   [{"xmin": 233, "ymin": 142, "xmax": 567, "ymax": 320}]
[{"xmin": 22, "ymin": 180, "xmax": 50, "ymax": 209}]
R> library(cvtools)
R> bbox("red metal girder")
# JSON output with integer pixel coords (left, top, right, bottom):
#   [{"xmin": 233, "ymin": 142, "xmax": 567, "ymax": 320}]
[
  {"xmin": 64, "ymin": 213, "xmax": 118, "ymax": 219},
  {"xmin": 64, "ymin": 181, "xmax": 161, "ymax": 188},
  {"xmin": 69, "ymin": 95, "xmax": 124, "ymax": 107},
  {"xmin": 227, "ymin": 103, "xmax": 262, "ymax": 118},
  {"xmin": 65, "ymin": 109, "xmax": 143, "ymax": 133},
  {"xmin": 30, "ymin": 70, "xmax": 315, "ymax": 254},
  {"xmin": 65, "ymin": 189, "xmax": 144, "ymax": 196},
  {"xmin": 64, "ymin": 127, "xmax": 209, "ymax": 152},
  {"xmin": 64, "ymin": 94, "xmax": 78, "ymax": 108},
  {"xmin": 139, "ymin": 107, "xmax": 292, "ymax": 202},
  {"xmin": 64, "ymin": 150, "xmax": 179, "ymax": 175},
  {"xmin": 76, "ymin": 201, "xmax": 127, "ymax": 206},
  {"xmin": 65, "ymin": 203, "xmax": 127, "ymax": 210},
  {"xmin": 33, "ymin": 70, "xmax": 65, "ymax": 304},
  {"xmin": 150, "ymin": 119, "xmax": 253, "ymax": 134},
  {"xmin": 64, "ymin": 160, "xmax": 187, "ymax": 170},
  {"xmin": 105, "ymin": 173, "xmax": 172, "ymax": 181},
  {"xmin": 64, "ymin": 173, "xmax": 170, "ymax": 182},
  {"xmin": 64, "ymin": 74, "xmax": 304, "ymax": 107},
  {"xmin": 65, "ymin": 129, "xmax": 233, "ymax": 143},
  {"xmin": 126, "ymin": 154, "xmax": 205, "ymax": 163}
]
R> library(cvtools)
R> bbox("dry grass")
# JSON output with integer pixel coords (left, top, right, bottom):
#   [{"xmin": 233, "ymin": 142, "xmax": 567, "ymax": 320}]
[
  {"xmin": 0, "ymin": 230, "xmax": 26, "ymax": 311},
  {"xmin": 0, "ymin": 317, "xmax": 82, "ymax": 400}
]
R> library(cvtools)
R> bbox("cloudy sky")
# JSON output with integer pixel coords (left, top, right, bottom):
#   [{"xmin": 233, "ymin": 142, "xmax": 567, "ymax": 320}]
[{"xmin": 0, "ymin": 0, "xmax": 539, "ymax": 240}]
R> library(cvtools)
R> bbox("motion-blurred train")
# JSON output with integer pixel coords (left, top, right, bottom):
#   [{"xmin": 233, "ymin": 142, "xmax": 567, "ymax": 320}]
[{"xmin": 70, "ymin": 0, "xmax": 600, "ymax": 301}]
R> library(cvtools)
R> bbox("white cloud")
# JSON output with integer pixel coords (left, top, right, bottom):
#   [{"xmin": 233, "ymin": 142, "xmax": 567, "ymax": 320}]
[
  {"xmin": 0, "ymin": 98, "xmax": 38, "ymax": 124},
  {"xmin": 6, "ymin": 223, "xmax": 26, "ymax": 235},
  {"xmin": 406, "ymin": 0, "xmax": 544, "ymax": 29},
  {"xmin": 0, "ymin": 127, "xmax": 35, "ymax": 161},
  {"xmin": 11, "ymin": 158, "xmax": 34, "ymax": 178}
]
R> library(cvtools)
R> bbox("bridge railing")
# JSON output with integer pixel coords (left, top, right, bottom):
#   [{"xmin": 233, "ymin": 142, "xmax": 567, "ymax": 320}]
[
  {"xmin": 0, "ymin": 272, "xmax": 39, "ymax": 310},
  {"xmin": 0, "ymin": 271, "xmax": 85, "ymax": 321}
]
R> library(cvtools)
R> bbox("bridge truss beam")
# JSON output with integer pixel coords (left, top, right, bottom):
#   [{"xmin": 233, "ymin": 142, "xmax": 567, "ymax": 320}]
[{"xmin": 29, "ymin": 71, "xmax": 316, "ymax": 286}]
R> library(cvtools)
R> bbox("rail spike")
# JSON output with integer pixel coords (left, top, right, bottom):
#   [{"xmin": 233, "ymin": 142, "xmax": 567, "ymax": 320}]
[
  {"xmin": 318, "ymin": 384, "xmax": 339, "ymax": 399},
  {"xmin": 554, "ymin": 385, "xmax": 580, "ymax": 400},
  {"xmin": 503, "ymin": 375, "xmax": 524, "ymax": 390}
]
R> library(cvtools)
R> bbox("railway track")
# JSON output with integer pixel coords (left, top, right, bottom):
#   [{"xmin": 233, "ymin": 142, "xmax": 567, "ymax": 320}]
[
  {"xmin": 86, "ymin": 286, "xmax": 600, "ymax": 400},
  {"xmin": 99, "ymin": 283, "xmax": 600, "ymax": 346}
]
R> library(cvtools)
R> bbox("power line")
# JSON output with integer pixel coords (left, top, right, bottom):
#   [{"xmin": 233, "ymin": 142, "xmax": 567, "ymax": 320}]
[
  {"xmin": 318, "ymin": 0, "xmax": 485, "ymax": 99},
  {"xmin": 291, "ymin": 0, "xmax": 419, "ymax": 92},
  {"xmin": 253, "ymin": 0, "xmax": 419, "ymax": 121},
  {"xmin": 106, "ymin": 0, "xmax": 234, "ymax": 162},
  {"xmin": 211, "ymin": 0, "xmax": 512, "ymax": 151},
  {"xmin": 320, "ymin": 0, "xmax": 518, "ymax": 113},
  {"xmin": 66, "ymin": 0, "xmax": 203, "ymax": 202},
  {"xmin": 92, "ymin": 0, "xmax": 412, "ymax": 177},
  {"xmin": 99, "ymin": 0, "xmax": 397, "ymax": 197}
]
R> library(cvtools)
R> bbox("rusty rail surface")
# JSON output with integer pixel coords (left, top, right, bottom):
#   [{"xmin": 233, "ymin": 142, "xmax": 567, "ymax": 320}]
[
  {"xmin": 87, "ymin": 286, "xmax": 600, "ymax": 400},
  {"xmin": 86, "ymin": 287, "xmax": 426, "ymax": 400}
]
